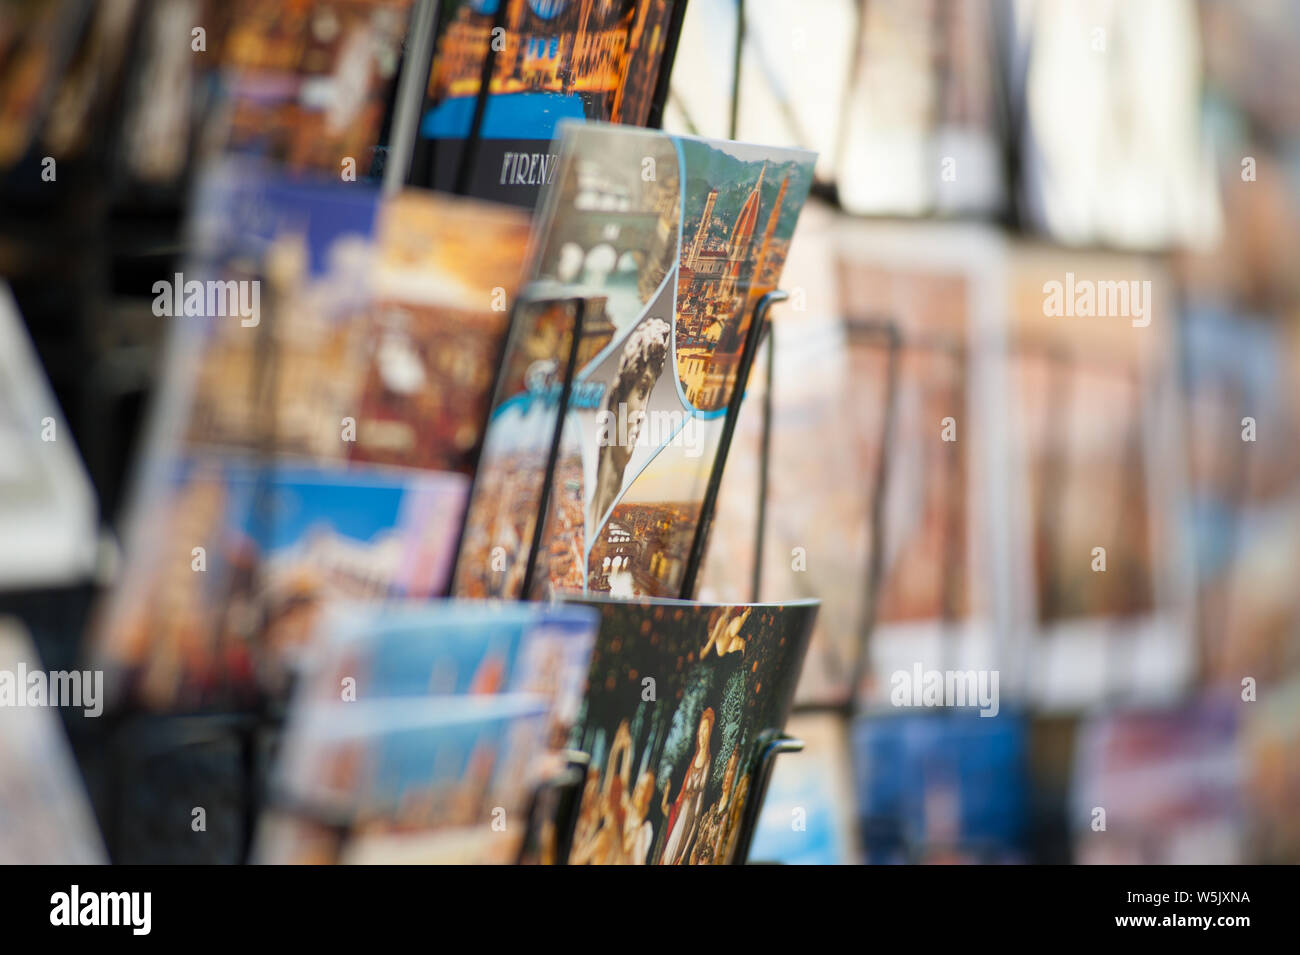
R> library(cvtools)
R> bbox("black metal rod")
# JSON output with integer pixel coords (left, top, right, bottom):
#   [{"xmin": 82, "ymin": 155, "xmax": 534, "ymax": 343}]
[
  {"xmin": 644, "ymin": 0, "xmax": 691, "ymax": 130},
  {"xmin": 455, "ymin": 0, "xmax": 510, "ymax": 195},
  {"xmin": 750, "ymin": 321, "xmax": 774, "ymax": 602},
  {"xmin": 521, "ymin": 299, "xmax": 586, "ymax": 600},
  {"xmin": 444, "ymin": 295, "xmax": 534, "ymax": 598},
  {"xmin": 680, "ymin": 289, "xmax": 787, "ymax": 600},
  {"xmin": 729, "ymin": 733, "xmax": 803, "ymax": 865},
  {"xmin": 553, "ymin": 749, "xmax": 591, "ymax": 865},
  {"xmin": 729, "ymin": 0, "xmax": 746, "ymax": 141}
]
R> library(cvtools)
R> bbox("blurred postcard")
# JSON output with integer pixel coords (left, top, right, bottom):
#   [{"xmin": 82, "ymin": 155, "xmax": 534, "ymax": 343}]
[
  {"xmin": 259, "ymin": 599, "xmax": 599, "ymax": 864},
  {"xmin": 1071, "ymin": 699, "xmax": 1243, "ymax": 864},
  {"xmin": 212, "ymin": 0, "xmax": 414, "ymax": 178},
  {"xmin": 295, "ymin": 600, "xmax": 598, "ymax": 747},
  {"xmin": 96, "ymin": 458, "xmax": 467, "ymax": 707},
  {"xmin": 852, "ymin": 711, "xmax": 1030, "ymax": 864},
  {"xmin": 96, "ymin": 166, "xmax": 531, "ymax": 709},
  {"xmin": 266, "ymin": 695, "xmax": 549, "ymax": 863}
]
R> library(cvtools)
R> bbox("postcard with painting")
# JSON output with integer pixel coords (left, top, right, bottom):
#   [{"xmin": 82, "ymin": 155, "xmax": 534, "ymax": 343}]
[{"xmin": 561, "ymin": 596, "xmax": 817, "ymax": 865}]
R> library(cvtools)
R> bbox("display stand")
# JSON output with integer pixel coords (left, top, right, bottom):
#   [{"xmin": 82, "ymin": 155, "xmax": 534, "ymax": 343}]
[
  {"xmin": 736, "ymin": 318, "xmax": 901, "ymax": 865},
  {"xmin": 89, "ymin": 3, "xmax": 800, "ymax": 864}
]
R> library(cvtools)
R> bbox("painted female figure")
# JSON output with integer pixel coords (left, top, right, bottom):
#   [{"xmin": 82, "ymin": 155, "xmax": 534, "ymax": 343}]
[{"xmin": 659, "ymin": 707, "xmax": 715, "ymax": 864}]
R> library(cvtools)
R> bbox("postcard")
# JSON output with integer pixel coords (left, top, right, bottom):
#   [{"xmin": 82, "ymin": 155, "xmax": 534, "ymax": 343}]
[
  {"xmin": 176, "ymin": 167, "xmax": 531, "ymax": 471},
  {"xmin": 467, "ymin": 124, "xmax": 815, "ymax": 601},
  {"xmin": 260, "ymin": 600, "xmax": 598, "ymax": 864},
  {"xmin": 231, "ymin": 464, "xmax": 470, "ymax": 686},
  {"xmin": 95, "ymin": 456, "xmax": 470, "ymax": 707},
  {"xmin": 264, "ymin": 695, "xmax": 550, "ymax": 863},
  {"xmin": 295, "ymin": 601, "xmax": 598, "ymax": 727},
  {"xmin": 807, "ymin": 223, "xmax": 1001, "ymax": 711},
  {"xmin": 562, "ymin": 596, "xmax": 817, "ymax": 864},
  {"xmin": 1004, "ymin": 244, "xmax": 1194, "ymax": 710},
  {"xmin": 300, "ymin": 602, "xmax": 559, "ymax": 700},
  {"xmin": 1071, "ymin": 699, "xmax": 1242, "ymax": 864},
  {"xmin": 210, "ymin": 0, "xmax": 413, "ymax": 178},
  {"xmin": 413, "ymin": 0, "xmax": 683, "ymax": 204},
  {"xmin": 164, "ymin": 163, "xmax": 383, "ymax": 457},
  {"xmin": 350, "ymin": 189, "xmax": 532, "ymax": 473},
  {"xmin": 852, "ymin": 711, "xmax": 1030, "ymax": 864},
  {"xmin": 98, "ymin": 166, "xmax": 534, "ymax": 708}
]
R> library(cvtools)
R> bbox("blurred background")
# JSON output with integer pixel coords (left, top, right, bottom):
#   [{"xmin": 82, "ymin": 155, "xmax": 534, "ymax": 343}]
[{"xmin": 2, "ymin": 0, "xmax": 1299, "ymax": 864}]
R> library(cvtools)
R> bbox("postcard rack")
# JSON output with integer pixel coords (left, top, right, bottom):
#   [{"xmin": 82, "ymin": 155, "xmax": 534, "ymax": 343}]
[
  {"xmin": 439, "ymin": 286, "xmax": 804, "ymax": 864},
  {"xmin": 394, "ymin": 1, "xmax": 800, "ymax": 863},
  {"xmin": 8, "ymin": 1, "xmax": 804, "ymax": 866}
]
